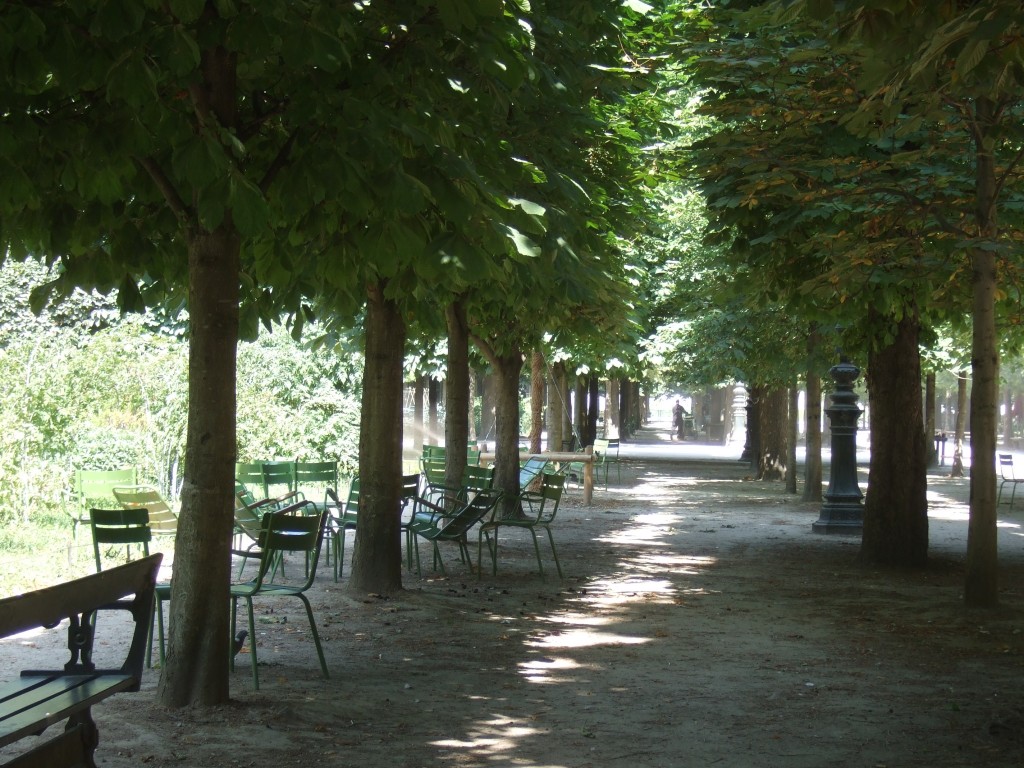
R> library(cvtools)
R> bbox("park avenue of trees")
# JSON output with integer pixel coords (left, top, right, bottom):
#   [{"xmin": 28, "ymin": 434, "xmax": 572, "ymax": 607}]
[{"xmin": 1, "ymin": 1, "xmax": 1024, "ymax": 708}]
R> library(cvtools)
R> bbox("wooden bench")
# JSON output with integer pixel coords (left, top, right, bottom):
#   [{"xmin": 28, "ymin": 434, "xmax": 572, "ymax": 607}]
[{"xmin": 0, "ymin": 554, "xmax": 162, "ymax": 768}]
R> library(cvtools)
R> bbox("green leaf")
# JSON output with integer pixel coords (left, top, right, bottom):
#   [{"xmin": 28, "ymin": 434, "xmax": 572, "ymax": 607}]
[
  {"xmin": 168, "ymin": 0, "xmax": 206, "ymax": 24},
  {"xmin": 506, "ymin": 226, "xmax": 541, "ymax": 258},
  {"xmin": 622, "ymin": 0, "xmax": 653, "ymax": 14},
  {"xmin": 955, "ymin": 37, "xmax": 988, "ymax": 79},
  {"xmin": 229, "ymin": 176, "xmax": 270, "ymax": 237}
]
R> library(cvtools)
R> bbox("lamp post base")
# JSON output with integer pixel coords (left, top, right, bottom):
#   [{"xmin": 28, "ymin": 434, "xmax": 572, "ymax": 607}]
[{"xmin": 812, "ymin": 502, "xmax": 863, "ymax": 535}]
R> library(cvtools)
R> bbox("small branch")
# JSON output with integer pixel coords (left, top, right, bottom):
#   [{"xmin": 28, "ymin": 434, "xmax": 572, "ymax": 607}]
[
  {"xmin": 135, "ymin": 156, "xmax": 192, "ymax": 225},
  {"xmin": 258, "ymin": 130, "xmax": 299, "ymax": 195},
  {"xmin": 470, "ymin": 331, "xmax": 498, "ymax": 368}
]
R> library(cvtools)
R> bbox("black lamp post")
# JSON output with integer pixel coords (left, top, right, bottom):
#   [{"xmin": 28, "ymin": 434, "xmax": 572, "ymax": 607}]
[{"xmin": 813, "ymin": 356, "xmax": 864, "ymax": 534}]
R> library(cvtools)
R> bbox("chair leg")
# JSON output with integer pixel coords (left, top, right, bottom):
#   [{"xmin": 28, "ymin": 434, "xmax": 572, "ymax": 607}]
[
  {"xmin": 432, "ymin": 541, "xmax": 447, "ymax": 574},
  {"xmin": 543, "ymin": 526, "xmax": 563, "ymax": 579},
  {"xmin": 528, "ymin": 529, "xmax": 546, "ymax": 581},
  {"xmin": 246, "ymin": 596, "xmax": 259, "ymax": 690},
  {"xmin": 296, "ymin": 594, "xmax": 329, "ymax": 680}
]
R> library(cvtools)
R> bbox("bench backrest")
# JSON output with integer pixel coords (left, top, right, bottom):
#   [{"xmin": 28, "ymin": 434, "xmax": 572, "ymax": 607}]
[{"xmin": 0, "ymin": 554, "xmax": 162, "ymax": 679}]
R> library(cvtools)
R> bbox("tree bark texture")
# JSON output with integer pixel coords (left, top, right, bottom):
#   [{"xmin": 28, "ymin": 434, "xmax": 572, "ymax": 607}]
[
  {"xmin": 606, "ymin": 378, "xmax": 620, "ymax": 439},
  {"xmin": 860, "ymin": 313, "xmax": 928, "ymax": 567},
  {"xmin": 413, "ymin": 376, "xmax": 425, "ymax": 452},
  {"xmin": 427, "ymin": 376, "xmax": 440, "ymax": 446},
  {"xmin": 618, "ymin": 377, "xmax": 632, "ymax": 439},
  {"xmin": 586, "ymin": 374, "xmax": 599, "ymax": 445},
  {"xmin": 492, "ymin": 349, "xmax": 524, "ymax": 515},
  {"xmin": 444, "ymin": 300, "xmax": 470, "ymax": 492},
  {"xmin": 925, "ymin": 372, "xmax": 937, "ymax": 467},
  {"xmin": 950, "ymin": 373, "xmax": 968, "ymax": 478},
  {"xmin": 480, "ymin": 372, "xmax": 496, "ymax": 446},
  {"xmin": 756, "ymin": 386, "xmax": 787, "ymax": 481},
  {"xmin": 349, "ymin": 282, "xmax": 406, "ymax": 595},
  {"xmin": 965, "ymin": 97, "xmax": 1000, "ymax": 608},
  {"xmin": 785, "ymin": 384, "xmax": 798, "ymax": 494},
  {"xmin": 158, "ymin": 224, "xmax": 240, "ymax": 708},
  {"xmin": 742, "ymin": 386, "xmax": 761, "ymax": 470},
  {"xmin": 529, "ymin": 349, "xmax": 544, "ymax": 454},
  {"xmin": 802, "ymin": 368, "xmax": 823, "ymax": 503},
  {"xmin": 157, "ymin": 42, "xmax": 239, "ymax": 710},
  {"xmin": 546, "ymin": 362, "xmax": 563, "ymax": 452}
]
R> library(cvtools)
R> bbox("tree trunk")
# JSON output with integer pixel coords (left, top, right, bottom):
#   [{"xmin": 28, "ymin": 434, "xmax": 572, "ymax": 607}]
[
  {"xmin": 445, "ymin": 300, "xmax": 470, "ymax": 493},
  {"xmin": 547, "ymin": 361, "xmax": 563, "ymax": 452},
  {"xmin": 158, "ymin": 224, "xmax": 239, "ymax": 708},
  {"xmin": 860, "ymin": 312, "xmax": 928, "ymax": 567},
  {"xmin": 529, "ymin": 349, "xmax": 544, "ymax": 454},
  {"xmin": 349, "ymin": 282, "xmax": 405, "ymax": 595},
  {"xmin": 756, "ymin": 386, "xmax": 786, "ymax": 481},
  {"xmin": 413, "ymin": 375, "xmax": 425, "ymax": 453},
  {"xmin": 965, "ymin": 97, "xmax": 1000, "ymax": 608},
  {"xmin": 480, "ymin": 371, "xmax": 496, "ymax": 445},
  {"xmin": 803, "ymin": 378, "xmax": 823, "ymax": 502},
  {"xmin": 785, "ymin": 384, "xmax": 798, "ymax": 494},
  {"xmin": 950, "ymin": 373, "xmax": 968, "ymax": 477},
  {"xmin": 561, "ymin": 370, "xmax": 577, "ymax": 448},
  {"xmin": 803, "ymin": 356, "xmax": 823, "ymax": 503},
  {"xmin": 744, "ymin": 384, "xmax": 763, "ymax": 473},
  {"xmin": 427, "ymin": 376, "xmax": 440, "ymax": 446},
  {"xmin": 586, "ymin": 374, "xmax": 599, "ymax": 444},
  {"xmin": 925, "ymin": 372, "xmax": 937, "ymax": 467},
  {"xmin": 157, "ymin": 42, "xmax": 239, "ymax": 710},
  {"xmin": 1001, "ymin": 387, "xmax": 1012, "ymax": 445},
  {"xmin": 618, "ymin": 377, "xmax": 631, "ymax": 439},
  {"xmin": 574, "ymin": 378, "xmax": 586, "ymax": 445},
  {"xmin": 492, "ymin": 349, "xmax": 524, "ymax": 514},
  {"xmin": 607, "ymin": 378, "xmax": 620, "ymax": 439}
]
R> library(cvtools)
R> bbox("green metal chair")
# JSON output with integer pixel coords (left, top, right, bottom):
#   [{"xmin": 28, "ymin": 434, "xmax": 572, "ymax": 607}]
[
  {"xmin": 518, "ymin": 456, "xmax": 550, "ymax": 491},
  {"xmin": 325, "ymin": 480, "xmax": 359, "ymax": 582},
  {"xmin": 89, "ymin": 507, "xmax": 170, "ymax": 666},
  {"xmin": 294, "ymin": 460, "xmax": 338, "ymax": 513},
  {"xmin": 234, "ymin": 462, "xmax": 265, "ymax": 491},
  {"xmin": 478, "ymin": 472, "xmax": 565, "ymax": 580},
  {"xmin": 67, "ymin": 468, "xmax": 138, "ymax": 555},
  {"xmin": 230, "ymin": 509, "xmax": 329, "ymax": 690},
  {"xmin": 112, "ymin": 485, "xmax": 178, "ymax": 536},
  {"xmin": 407, "ymin": 488, "xmax": 503, "ymax": 575},
  {"xmin": 261, "ymin": 460, "xmax": 297, "ymax": 499},
  {"xmin": 605, "ymin": 438, "xmax": 622, "ymax": 485}
]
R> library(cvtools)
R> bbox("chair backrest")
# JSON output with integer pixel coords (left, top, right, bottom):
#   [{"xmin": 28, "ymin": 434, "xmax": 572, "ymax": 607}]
[
  {"xmin": 519, "ymin": 457, "xmax": 549, "ymax": 489},
  {"xmin": 75, "ymin": 469, "xmax": 138, "ymax": 510},
  {"xmin": 607, "ymin": 438, "xmax": 620, "ymax": 456},
  {"xmin": 113, "ymin": 485, "xmax": 177, "ymax": 535},
  {"xmin": 235, "ymin": 462, "xmax": 265, "ymax": 488},
  {"xmin": 463, "ymin": 464, "xmax": 495, "ymax": 493},
  {"xmin": 90, "ymin": 507, "xmax": 152, "ymax": 572},
  {"xmin": 262, "ymin": 460, "xmax": 297, "ymax": 498},
  {"xmin": 440, "ymin": 488, "xmax": 503, "ymax": 537},
  {"xmin": 420, "ymin": 455, "xmax": 447, "ymax": 487},
  {"xmin": 252, "ymin": 510, "xmax": 327, "ymax": 589},
  {"xmin": 346, "ymin": 478, "xmax": 361, "ymax": 515},
  {"xmin": 422, "ymin": 444, "xmax": 446, "ymax": 459},
  {"xmin": 999, "ymin": 453, "xmax": 1016, "ymax": 480},
  {"xmin": 295, "ymin": 460, "xmax": 338, "ymax": 505},
  {"xmin": 533, "ymin": 473, "xmax": 565, "ymax": 523},
  {"xmin": 593, "ymin": 438, "xmax": 610, "ymax": 459},
  {"xmin": 400, "ymin": 473, "xmax": 420, "ymax": 501}
]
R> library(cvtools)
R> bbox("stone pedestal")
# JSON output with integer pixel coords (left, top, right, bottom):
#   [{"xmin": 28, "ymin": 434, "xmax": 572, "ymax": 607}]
[{"xmin": 813, "ymin": 358, "xmax": 864, "ymax": 534}]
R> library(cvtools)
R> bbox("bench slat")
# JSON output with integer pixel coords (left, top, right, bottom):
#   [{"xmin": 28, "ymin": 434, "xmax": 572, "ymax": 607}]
[
  {"xmin": 0, "ymin": 556, "xmax": 161, "ymax": 638},
  {"xmin": 0, "ymin": 675, "xmax": 135, "ymax": 748}
]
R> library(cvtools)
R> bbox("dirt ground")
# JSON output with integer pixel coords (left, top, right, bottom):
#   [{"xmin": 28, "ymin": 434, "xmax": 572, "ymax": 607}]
[{"xmin": 4, "ymin": 423, "xmax": 1024, "ymax": 768}]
